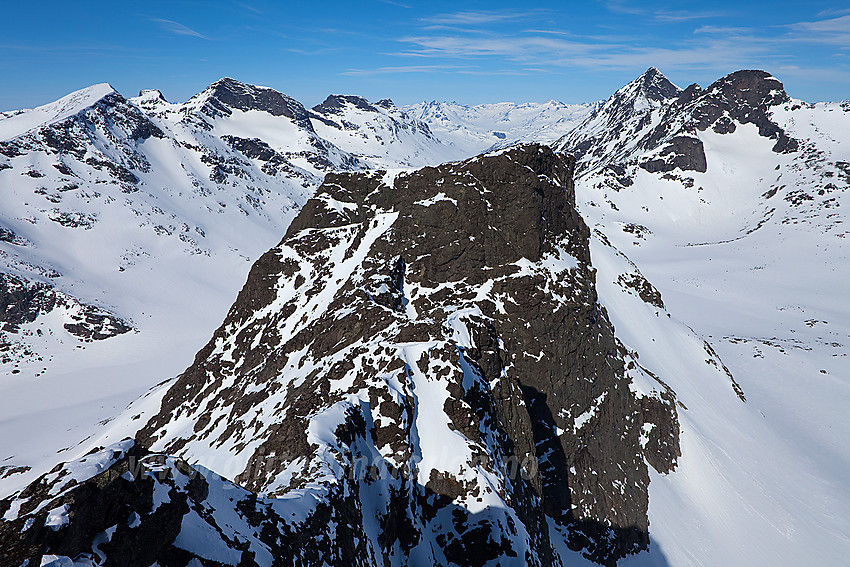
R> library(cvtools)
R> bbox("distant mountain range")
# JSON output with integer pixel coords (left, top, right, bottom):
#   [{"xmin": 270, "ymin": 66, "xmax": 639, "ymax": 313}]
[{"xmin": 1, "ymin": 69, "xmax": 848, "ymax": 567}]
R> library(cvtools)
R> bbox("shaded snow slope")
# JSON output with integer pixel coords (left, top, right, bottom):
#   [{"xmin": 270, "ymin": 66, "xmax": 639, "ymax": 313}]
[{"xmin": 562, "ymin": 69, "xmax": 850, "ymax": 565}]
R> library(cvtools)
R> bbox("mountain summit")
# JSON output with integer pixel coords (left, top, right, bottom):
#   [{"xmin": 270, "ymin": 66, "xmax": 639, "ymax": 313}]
[
  {"xmin": 556, "ymin": 67, "xmax": 798, "ymax": 173},
  {"xmin": 190, "ymin": 77, "xmax": 315, "ymax": 130},
  {"xmin": 629, "ymin": 67, "xmax": 681, "ymax": 103}
]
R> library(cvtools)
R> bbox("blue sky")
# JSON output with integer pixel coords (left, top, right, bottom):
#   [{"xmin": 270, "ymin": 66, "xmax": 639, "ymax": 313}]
[{"xmin": 1, "ymin": 0, "xmax": 848, "ymax": 110}]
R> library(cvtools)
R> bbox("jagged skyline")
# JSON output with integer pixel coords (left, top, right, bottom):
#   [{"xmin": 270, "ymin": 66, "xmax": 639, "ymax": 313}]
[{"xmin": 2, "ymin": 1, "xmax": 849, "ymax": 111}]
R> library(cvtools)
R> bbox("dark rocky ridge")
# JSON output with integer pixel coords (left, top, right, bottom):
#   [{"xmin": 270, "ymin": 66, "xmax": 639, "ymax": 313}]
[
  {"xmin": 129, "ymin": 145, "xmax": 679, "ymax": 565},
  {"xmin": 173, "ymin": 79, "xmax": 364, "ymax": 179},
  {"xmin": 686, "ymin": 70, "xmax": 797, "ymax": 153},
  {"xmin": 640, "ymin": 135, "xmax": 707, "ymax": 173},
  {"xmin": 558, "ymin": 68, "xmax": 799, "ymax": 176},
  {"xmin": 199, "ymin": 77, "xmax": 315, "ymax": 131},
  {"xmin": 0, "ymin": 442, "xmax": 362, "ymax": 567},
  {"xmin": 313, "ymin": 94, "xmax": 379, "ymax": 115},
  {"xmin": 0, "ymin": 273, "xmax": 132, "ymax": 340}
]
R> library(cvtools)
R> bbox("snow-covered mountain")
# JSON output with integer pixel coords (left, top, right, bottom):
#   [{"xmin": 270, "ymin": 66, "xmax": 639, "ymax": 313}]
[
  {"xmin": 556, "ymin": 68, "xmax": 850, "ymax": 566},
  {"xmin": 1, "ymin": 69, "xmax": 849, "ymax": 566},
  {"xmin": 2, "ymin": 146, "xmax": 687, "ymax": 566},
  {"xmin": 0, "ymin": 78, "xmax": 457, "ymax": 486},
  {"xmin": 407, "ymin": 99, "xmax": 600, "ymax": 156},
  {"xmin": 309, "ymin": 95, "xmax": 461, "ymax": 169}
]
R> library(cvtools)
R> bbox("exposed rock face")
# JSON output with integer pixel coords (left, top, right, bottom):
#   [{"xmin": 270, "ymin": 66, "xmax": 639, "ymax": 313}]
[
  {"xmin": 127, "ymin": 145, "xmax": 679, "ymax": 565},
  {"xmin": 689, "ymin": 70, "xmax": 797, "ymax": 153},
  {"xmin": 200, "ymin": 78, "xmax": 315, "ymax": 131},
  {"xmin": 0, "ymin": 441, "xmax": 333, "ymax": 567},
  {"xmin": 313, "ymin": 94, "xmax": 379, "ymax": 115},
  {"xmin": 0, "ymin": 274, "xmax": 56, "ymax": 333},
  {"xmin": 0, "ymin": 226, "xmax": 25, "ymax": 245},
  {"xmin": 640, "ymin": 136, "xmax": 707, "ymax": 173},
  {"xmin": 0, "ymin": 273, "xmax": 132, "ymax": 340}
]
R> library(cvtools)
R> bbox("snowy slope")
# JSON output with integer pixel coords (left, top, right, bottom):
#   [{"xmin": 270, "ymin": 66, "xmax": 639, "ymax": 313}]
[
  {"xmin": 309, "ymin": 95, "xmax": 465, "ymax": 168},
  {"xmin": 557, "ymin": 70, "xmax": 850, "ymax": 565},
  {"xmin": 0, "ymin": 80, "xmax": 333, "ymax": 495},
  {"xmin": 407, "ymin": 99, "xmax": 599, "ymax": 156}
]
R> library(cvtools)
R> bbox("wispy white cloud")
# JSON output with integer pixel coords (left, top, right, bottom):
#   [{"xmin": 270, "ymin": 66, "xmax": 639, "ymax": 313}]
[
  {"xmin": 389, "ymin": 4, "xmax": 766, "ymax": 74},
  {"xmin": 602, "ymin": 2, "xmax": 725, "ymax": 22},
  {"xmin": 393, "ymin": 30, "xmax": 776, "ymax": 75},
  {"xmin": 816, "ymin": 8, "xmax": 850, "ymax": 18},
  {"xmin": 787, "ymin": 14, "xmax": 850, "ymax": 46},
  {"xmin": 421, "ymin": 10, "xmax": 537, "ymax": 26},
  {"xmin": 603, "ymin": 0, "xmax": 729, "ymax": 24},
  {"xmin": 341, "ymin": 64, "xmax": 470, "ymax": 76},
  {"xmin": 234, "ymin": 2, "xmax": 263, "ymax": 15},
  {"xmin": 773, "ymin": 64, "xmax": 850, "ymax": 88},
  {"xmin": 791, "ymin": 14, "xmax": 850, "ymax": 33},
  {"xmin": 559, "ymin": 41, "xmax": 775, "ymax": 72},
  {"xmin": 455, "ymin": 68, "xmax": 550, "ymax": 76},
  {"xmin": 694, "ymin": 25, "xmax": 756, "ymax": 35},
  {"xmin": 365, "ymin": 4, "xmax": 849, "ymax": 98},
  {"xmin": 396, "ymin": 34, "xmax": 605, "ymax": 60},
  {"xmin": 287, "ymin": 47, "xmax": 345, "ymax": 56},
  {"xmin": 341, "ymin": 64, "xmax": 554, "ymax": 78},
  {"xmin": 377, "ymin": 0, "xmax": 413, "ymax": 9},
  {"xmin": 155, "ymin": 19, "xmax": 209, "ymax": 40},
  {"xmin": 653, "ymin": 10, "xmax": 727, "ymax": 23},
  {"xmin": 600, "ymin": 0, "xmax": 645, "ymax": 16}
]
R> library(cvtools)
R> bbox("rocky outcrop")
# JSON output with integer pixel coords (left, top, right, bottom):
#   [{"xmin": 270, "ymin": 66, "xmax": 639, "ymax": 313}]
[
  {"xmin": 0, "ymin": 441, "xmax": 342, "ymax": 567},
  {"xmin": 0, "ymin": 274, "xmax": 131, "ymax": 340},
  {"xmin": 130, "ymin": 145, "xmax": 678, "ymax": 565},
  {"xmin": 689, "ymin": 70, "xmax": 798, "ymax": 153},
  {"xmin": 313, "ymin": 94, "xmax": 379, "ymax": 115},
  {"xmin": 640, "ymin": 135, "xmax": 707, "ymax": 173}
]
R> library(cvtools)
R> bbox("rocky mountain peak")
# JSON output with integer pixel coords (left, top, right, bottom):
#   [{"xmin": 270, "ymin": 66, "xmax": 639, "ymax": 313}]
[
  {"xmin": 688, "ymin": 69, "xmax": 797, "ymax": 152},
  {"xmin": 633, "ymin": 67, "xmax": 681, "ymax": 102},
  {"xmin": 195, "ymin": 77, "xmax": 314, "ymax": 130},
  {"xmin": 555, "ymin": 67, "xmax": 799, "ymax": 174},
  {"xmin": 136, "ymin": 88, "xmax": 167, "ymax": 103},
  {"xmin": 706, "ymin": 69, "xmax": 791, "ymax": 109},
  {"xmin": 0, "ymin": 83, "xmax": 119, "ymax": 142},
  {"xmin": 312, "ymin": 94, "xmax": 378, "ymax": 115},
  {"xmin": 553, "ymin": 68, "xmax": 682, "ymax": 169},
  {"xmin": 128, "ymin": 143, "xmax": 679, "ymax": 566},
  {"xmin": 131, "ymin": 89, "xmax": 169, "ymax": 113},
  {"xmin": 592, "ymin": 67, "xmax": 681, "ymax": 126}
]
